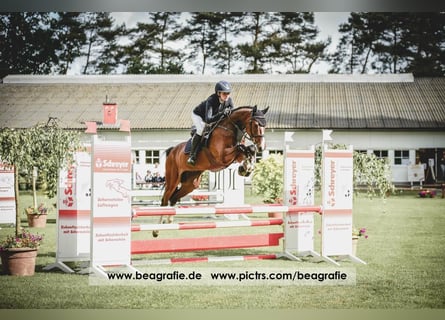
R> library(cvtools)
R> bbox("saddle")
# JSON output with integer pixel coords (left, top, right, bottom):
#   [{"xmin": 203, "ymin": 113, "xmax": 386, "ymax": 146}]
[
  {"xmin": 184, "ymin": 124, "xmax": 212, "ymax": 154},
  {"xmin": 184, "ymin": 121, "xmax": 243, "ymax": 155}
]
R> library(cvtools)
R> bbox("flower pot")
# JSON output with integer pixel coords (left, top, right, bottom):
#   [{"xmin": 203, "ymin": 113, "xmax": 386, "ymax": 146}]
[
  {"xmin": 27, "ymin": 214, "xmax": 47, "ymax": 228},
  {"xmin": 0, "ymin": 248, "xmax": 38, "ymax": 276},
  {"xmin": 352, "ymin": 236, "xmax": 359, "ymax": 256}
]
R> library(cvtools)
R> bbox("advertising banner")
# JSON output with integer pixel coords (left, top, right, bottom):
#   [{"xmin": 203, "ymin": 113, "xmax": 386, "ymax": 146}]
[
  {"xmin": 91, "ymin": 134, "xmax": 132, "ymax": 268},
  {"xmin": 57, "ymin": 151, "xmax": 91, "ymax": 260},
  {"xmin": 321, "ymin": 147, "xmax": 354, "ymax": 256},
  {"xmin": 0, "ymin": 164, "xmax": 16, "ymax": 225},
  {"xmin": 44, "ymin": 150, "xmax": 91, "ymax": 273},
  {"xmin": 283, "ymin": 148, "xmax": 316, "ymax": 254}
]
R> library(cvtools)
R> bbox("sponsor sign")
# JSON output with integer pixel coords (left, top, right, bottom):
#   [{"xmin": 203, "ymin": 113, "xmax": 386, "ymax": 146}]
[
  {"xmin": 56, "ymin": 150, "xmax": 91, "ymax": 261},
  {"xmin": 91, "ymin": 135, "xmax": 132, "ymax": 267},
  {"xmin": 321, "ymin": 147, "xmax": 354, "ymax": 256},
  {"xmin": 0, "ymin": 164, "xmax": 16, "ymax": 224},
  {"xmin": 283, "ymin": 148, "xmax": 316, "ymax": 254}
]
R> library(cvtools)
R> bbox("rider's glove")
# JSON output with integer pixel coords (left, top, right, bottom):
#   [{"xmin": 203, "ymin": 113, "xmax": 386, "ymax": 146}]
[{"xmin": 223, "ymin": 108, "xmax": 231, "ymax": 116}]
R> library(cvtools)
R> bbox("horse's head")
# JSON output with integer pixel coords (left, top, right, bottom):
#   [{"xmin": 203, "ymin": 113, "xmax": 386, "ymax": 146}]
[{"xmin": 247, "ymin": 105, "xmax": 269, "ymax": 152}]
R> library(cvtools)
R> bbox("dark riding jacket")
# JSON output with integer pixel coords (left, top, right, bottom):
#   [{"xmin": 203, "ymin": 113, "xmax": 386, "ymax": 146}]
[{"xmin": 193, "ymin": 94, "xmax": 235, "ymax": 123}]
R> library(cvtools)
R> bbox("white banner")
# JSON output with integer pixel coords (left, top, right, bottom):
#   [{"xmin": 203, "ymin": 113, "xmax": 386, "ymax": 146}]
[
  {"xmin": 321, "ymin": 147, "xmax": 354, "ymax": 256},
  {"xmin": 91, "ymin": 135, "xmax": 132, "ymax": 267},
  {"xmin": 283, "ymin": 148, "xmax": 316, "ymax": 254},
  {"xmin": 0, "ymin": 164, "xmax": 16, "ymax": 225},
  {"xmin": 56, "ymin": 150, "xmax": 91, "ymax": 261}
]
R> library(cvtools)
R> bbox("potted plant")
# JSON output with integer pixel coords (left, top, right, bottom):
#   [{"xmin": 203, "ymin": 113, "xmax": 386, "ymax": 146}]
[
  {"xmin": 352, "ymin": 227, "xmax": 368, "ymax": 256},
  {"xmin": 251, "ymin": 154, "xmax": 284, "ymax": 217},
  {"xmin": 0, "ymin": 229, "xmax": 44, "ymax": 276},
  {"xmin": 25, "ymin": 203, "xmax": 49, "ymax": 228}
]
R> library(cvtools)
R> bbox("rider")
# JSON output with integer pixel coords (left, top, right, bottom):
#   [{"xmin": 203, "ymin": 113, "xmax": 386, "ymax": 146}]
[{"xmin": 187, "ymin": 80, "xmax": 235, "ymax": 166}]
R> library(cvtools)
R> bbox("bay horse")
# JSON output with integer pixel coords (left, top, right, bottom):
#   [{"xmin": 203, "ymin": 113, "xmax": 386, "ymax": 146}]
[{"xmin": 153, "ymin": 105, "xmax": 269, "ymax": 237}]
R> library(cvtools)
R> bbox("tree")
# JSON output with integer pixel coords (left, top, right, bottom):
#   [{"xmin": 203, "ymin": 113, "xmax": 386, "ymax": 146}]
[
  {"xmin": 149, "ymin": 12, "xmax": 184, "ymax": 73},
  {"xmin": 123, "ymin": 12, "xmax": 184, "ymax": 74},
  {"xmin": 51, "ymin": 12, "xmax": 86, "ymax": 74},
  {"xmin": 330, "ymin": 12, "xmax": 384, "ymax": 74},
  {"xmin": 276, "ymin": 12, "xmax": 330, "ymax": 73},
  {"xmin": 181, "ymin": 12, "xmax": 224, "ymax": 74},
  {"xmin": 0, "ymin": 13, "xmax": 58, "ymax": 78},
  {"xmin": 78, "ymin": 12, "xmax": 125, "ymax": 74},
  {"xmin": 330, "ymin": 12, "xmax": 445, "ymax": 75},
  {"xmin": 238, "ymin": 12, "xmax": 280, "ymax": 73},
  {"xmin": 251, "ymin": 154, "xmax": 284, "ymax": 204},
  {"xmin": 401, "ymin": 13, "xmax": 445, "ymax": 76},
  {"xmin": 0, "ymin": 120, "xmax": 83, "ymax": 234},
  {"xmin": 212, "ymin": 12, "xmax": 244, "ymax": 74}
]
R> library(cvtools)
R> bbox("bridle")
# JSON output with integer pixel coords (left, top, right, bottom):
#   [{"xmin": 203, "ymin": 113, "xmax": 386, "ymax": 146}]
[{"xmin": 225, "ymin": 109, "xmax": 266, "ymax": 147}]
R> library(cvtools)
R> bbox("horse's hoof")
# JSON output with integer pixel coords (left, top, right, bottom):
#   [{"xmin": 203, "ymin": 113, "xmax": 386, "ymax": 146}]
[{"xmin": 152, "ymin": 230, "xmax": 159, "ymax": 238}]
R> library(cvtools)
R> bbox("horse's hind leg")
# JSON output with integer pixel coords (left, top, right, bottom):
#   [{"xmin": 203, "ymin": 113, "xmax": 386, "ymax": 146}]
[
  {"xmin": 152, "ymin": 183, "xmax": 177, "ymax": 238},
  {"xmin": 152, "ymin": 163, "xmax": 180, "ymax": 237},
  {"xmin": 153, "ymin": 182, "xmax": 185, "ymax": 237}
]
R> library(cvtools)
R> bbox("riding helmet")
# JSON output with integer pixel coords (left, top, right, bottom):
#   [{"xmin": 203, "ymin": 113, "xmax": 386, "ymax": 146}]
[{"xmin": 215, "ymin": 80, "xmax": 231, "ymax": 93}]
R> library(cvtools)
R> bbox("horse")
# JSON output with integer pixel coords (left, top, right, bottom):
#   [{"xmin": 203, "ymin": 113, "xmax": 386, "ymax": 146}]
[{"xmin": 152, "ymin": 105, "xmax": 269, "ymax": 237}]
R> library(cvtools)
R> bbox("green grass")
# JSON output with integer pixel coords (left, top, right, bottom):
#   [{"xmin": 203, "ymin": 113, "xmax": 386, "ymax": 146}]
[{"xmin": 1, "ymin": 189, "xmax": 444, "ymax": 309}]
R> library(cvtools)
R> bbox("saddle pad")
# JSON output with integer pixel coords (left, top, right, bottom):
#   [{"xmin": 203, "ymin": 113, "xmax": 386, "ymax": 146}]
[
  {"xmin": 184, "ymin": 138, "xmax": 192, "ymax": 154},
  {"xmin": 183, "ymin": 137, "xmax": 206, "ymax": 155}
]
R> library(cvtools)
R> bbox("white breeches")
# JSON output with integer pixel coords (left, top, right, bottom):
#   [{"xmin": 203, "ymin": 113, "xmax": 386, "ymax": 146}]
[{"xmin": 191, "ymin": 112, "xmax": 205, "ymax": 135}]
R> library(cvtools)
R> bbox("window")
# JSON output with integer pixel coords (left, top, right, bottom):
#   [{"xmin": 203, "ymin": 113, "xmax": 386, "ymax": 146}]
[
  {"xmin": 257, "ymin": 149, "xmax": 283, "ymax": 160},
  {"xmin": 134, "ymin": 150, "xmax": 140, "ymax": 163},
  {"xmin": 373, "ymin": 150, "xmax": 388, "ymax": 159},
  {"xmin": 394, "ymin": 150, "xmax": 409, "ymax": 165},
  {"xmin": 141, "ymin": 150, "xmax": 160, "ymax": 164},
  {"xmin": 269, "ymin": 150, "xmax": 283, "ymax": 155}
]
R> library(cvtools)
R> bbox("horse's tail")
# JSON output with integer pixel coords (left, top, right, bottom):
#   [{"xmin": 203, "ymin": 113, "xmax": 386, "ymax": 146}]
[{"xmin": 165, "ymin": 146, "xmax": 174, "ymax": 157}]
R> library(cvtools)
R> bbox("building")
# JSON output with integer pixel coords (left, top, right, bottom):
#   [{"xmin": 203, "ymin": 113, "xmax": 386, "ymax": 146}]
[{"xmin": 1, "ymin": 74, "xmax": 444, "ymax": 185}]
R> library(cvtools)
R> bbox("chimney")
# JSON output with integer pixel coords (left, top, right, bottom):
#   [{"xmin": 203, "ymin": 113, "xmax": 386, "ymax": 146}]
[{"xmin": 102, "ymin": 98, "xmax": 118, "ymax": 125}]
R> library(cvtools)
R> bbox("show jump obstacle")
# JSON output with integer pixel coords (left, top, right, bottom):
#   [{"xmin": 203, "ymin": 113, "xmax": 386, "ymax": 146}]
[
  {"xmin": 46, "ymin": 128, "xmax": 366, "ymax": 276},
  {"xmin": 130, "ymin": 204, "xmax": 323, "ymax": 265}
]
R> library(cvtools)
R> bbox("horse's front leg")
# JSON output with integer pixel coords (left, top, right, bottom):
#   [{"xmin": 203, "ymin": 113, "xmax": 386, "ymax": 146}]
[{"xmin": 236, "ymin": 145, "xmax": 257, "ymax": 177}]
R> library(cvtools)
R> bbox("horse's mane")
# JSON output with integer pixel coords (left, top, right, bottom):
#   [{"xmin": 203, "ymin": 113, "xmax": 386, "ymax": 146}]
[
  {"xmin": 231, "ymin": 105, "xmax": 267, "ymax": 127},
  {"xmin": 231, "ymin": 106, "xmax": 255, "ymax": 113},
  {"xmin": 165, "ymin": 146, "xmax": 174, "ymax": 157}
]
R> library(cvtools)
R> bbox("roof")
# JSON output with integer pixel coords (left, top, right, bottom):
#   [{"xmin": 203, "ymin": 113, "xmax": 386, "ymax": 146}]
[{"xmin": 1, "ymin": 74, "xmax": 444, "ymax": 130}]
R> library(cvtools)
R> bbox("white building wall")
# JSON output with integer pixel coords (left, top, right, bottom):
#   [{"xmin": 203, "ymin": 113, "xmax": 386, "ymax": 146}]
[
  {"xmin": 82, "ymin": 129, "xmax": 445, "ymax": 184},
  {"xmin": 267, "ymin": 129, "xmax": 445, "ymax": 184}
]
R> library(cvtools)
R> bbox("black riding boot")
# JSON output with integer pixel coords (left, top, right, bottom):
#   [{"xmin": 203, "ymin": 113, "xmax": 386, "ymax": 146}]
[{"xmin": 187, "ymin": 134, "xmax": 201, "ymax": 166}]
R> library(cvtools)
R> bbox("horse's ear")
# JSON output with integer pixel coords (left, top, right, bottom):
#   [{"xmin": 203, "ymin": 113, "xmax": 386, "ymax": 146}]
[
  {"xmin": 261, "ymin": 106, "xmax": 269, "ymax": 115},
  {"xmin": 252, "ymin": 105, "xmax": 257, "ymax": 112}
]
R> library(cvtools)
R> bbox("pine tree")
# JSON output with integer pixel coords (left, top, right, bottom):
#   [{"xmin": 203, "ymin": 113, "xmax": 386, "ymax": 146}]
[
  {"xmin": 330, "ymin": 12, "xmax": 445, "ymax": 75},
  {"xmin": 0, "ymin": 13, "xmax": 58, "ymax": 77}
]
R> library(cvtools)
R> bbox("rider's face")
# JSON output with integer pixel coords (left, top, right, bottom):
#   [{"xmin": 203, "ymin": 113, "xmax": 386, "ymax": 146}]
[{"xmin": 218, "ymin": 91, "xmax": 230, "ymax": 102}]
